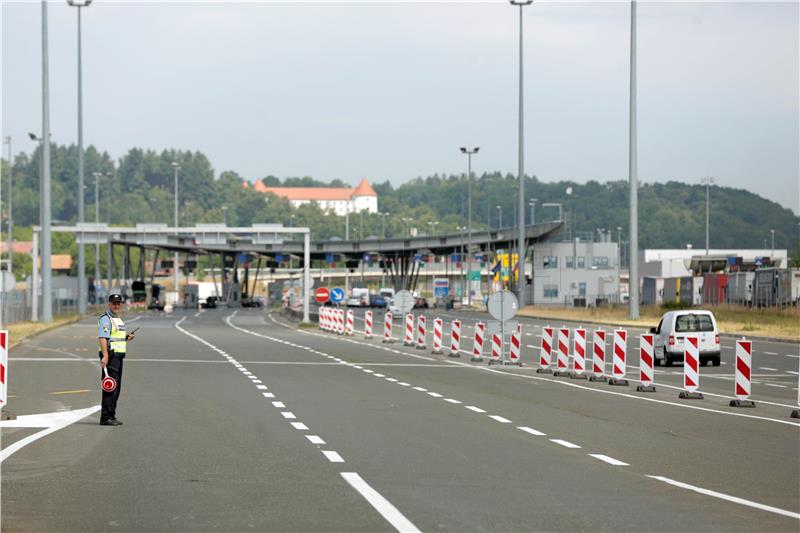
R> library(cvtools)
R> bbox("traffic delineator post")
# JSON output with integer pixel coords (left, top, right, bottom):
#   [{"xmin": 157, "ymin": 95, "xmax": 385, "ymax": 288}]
[
  {"xmin": 730, "ymin": 338, "xmax": 755, "ymax": 408},
  {"xmin": 570, "ymin": 328, "xmax": 587, "ymax": 379},
  {"xmin": 489, "ymin": 332, "xmax": 502, "ymax": 365},
  {"xmin": 792, "ymin": 351, "xmax": 800, "ymax": 418},
  {"xmin": 449, "ymin": 319, "xmax": 461, "ymax": 358},
  {"xmin": 0, "ymin": 330, "xmax": 8, "ymax": 413},
  {"xmin": 537, "ymin": 326, "xmax": 553, "ymax": 374},
  {"xmin": 589, "ymin": 329, "xmax": 607, "ymax": 382},
  {"xmin": 345, "ymin": 309, "xmax": 355, "ymax": 336},
  {"xmin": 337, "ymin": 309, "xmax": 345, "ymax": 335},
  {"xmin": 554, "ymin": 327, "xmax": 570, "ymax": 377},
  {"xmin": 364, "ymin": 310, "xmax": 373, "ymax": 339},
  {"xmin": 509, "ymin": 324, "xmax": 522, "ymax": 366},
  {"xmin": 382, "ymin": 311, "xmax": 395, "ymax": 343},
  {"xmin": 678, "ymin": 336, "xmax": 704, "ymax": 400},
  {"xmin": 608, "ymin": 329, "xmax": 629, "ymax": 386},
  {"xmin": 471, "ymin": 322, "xmax": 485, "ymax": 362},
  {"xmin": 636, "ymin": 334, "xmax": 657, "ymax": 392},
  {"xmin": 415, "ymin": 315, "xmax": 427, "ymax": 350},
  {"xmin": 404, "ymin": 313, "xmax": 414, "ymax": 346},
  {"xmin": 432, "ymin": 317, "xmax": 443, "ymax": 354}
]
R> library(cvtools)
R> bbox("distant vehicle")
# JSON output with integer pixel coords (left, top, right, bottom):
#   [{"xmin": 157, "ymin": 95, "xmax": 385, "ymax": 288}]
[
  {"xmin": 346, "ymin": 296, "xmax": 361, "ymax": 307},
  {"xmin": 148, "ymin": 284, "xmax": 165, "ymax": 311},
  {"xmin": 147, "ymin": 297, "xmax": 165, "ymax": 311},
  {"xmin": 369, "ymin": 294, "xmax": 386, "ymax": 308},
  {"xmin": 349, "ymin": 288, "xmax": 369, "ymax": 307},
  {"xmin": 201, "ymin": 296, "xmax": 218, "ymax": 309},
  {"xmin": 414, "ymin": 297, "xmax": 429, "ymax": 309},
  {"xmin": 386, "ymin": 298, "xmax": 402, "ymax": 315},
  {"xmin": 650, "ymin": 310, "xmax": 720, "ymax": 367},
  {"xmin": 379, "ymin": 288, "xmax": 395, "ymax": 299},
  {"xmin": 131, "ymin": 280, "xmax": 147, "ymax": 303},
  {"xmin": 242, "ymin": 297, "xmax": 264, "ymax": 308}
]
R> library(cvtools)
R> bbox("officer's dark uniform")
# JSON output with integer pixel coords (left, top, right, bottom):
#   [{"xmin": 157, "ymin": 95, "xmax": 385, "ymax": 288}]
[{"xmin": 98, "ymin": 294, "xmax": 129, "ymax": 425}]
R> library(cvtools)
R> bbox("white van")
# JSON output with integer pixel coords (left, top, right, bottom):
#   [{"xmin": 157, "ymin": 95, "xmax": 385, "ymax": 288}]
[{"xmin": 650, "ymin": 310, "xmax": 721, "ymax": 367}]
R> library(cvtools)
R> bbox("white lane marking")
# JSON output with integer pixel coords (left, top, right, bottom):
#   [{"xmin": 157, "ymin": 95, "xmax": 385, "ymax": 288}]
[
  {"xmin": 341, "ymin": 472, "xmax": 422, "ymax": 533},
  {"xmin": 517, "ymin": 426, "xmax": 546, "ymax": 436},
  {"xmin": 412, "ymin": 387, "xmax": 428, "ymax": 392},
  {"xmin": 647, "ymin": 475, "xmax": 800, "ymax": 520},
  {"xmin": 787, "ymin": 354, "xmax": 799, "ymax": 359},
  {"xmin": 252, "ymin": 379, "xmax": 262, "ymax": 384},
  {"xmin": 759, "ymin": 367, "xmax": 778, "ymax": 371},
  {"xmin": 374, "ymin": 373, "xmax": 386, "ymax": 378},
  {"xmin": 489, "ymin": 415, "xmax": 512, "ymax": 424},
  {"xmin": 427, "ymin": 392, "xmax": 443, "ymax": 398},
  {"xmin": 398, "ymin": 382, "xmax": 411, "ymax": 386},
  {"xmin": 306, "ymin": 435, "xmax": 325, "ymax": 445},
  {"xmin": 262, "ymin": 392, "xmax": 275, "ymax": 398},
  {"xmin": 353, "ymin": 365, "xmax": 363, "ymax": 369},
  {"xmin": 550, "ymin": 439, "xmax": 581, "ymax": 449},
  {"xmin": 787, "ymin": 370, "xmax": 799, "ymax": 375},
  {"xmin": 256, "ymin": 385, "xmax": 268, "ymax": 390},
  {"xmin": 363, "ymin": 369, "xmax": 375, "ymax": 374},
  {"xmin": 589, "ymin": 454, "xmax": 629, "ymax": 466},
  {"xmin": 385, "ymin": 378, "xmax": 398, "ymax": 382},
  {"xmin": 322, "ymin": 450, "xmax": 345, "ymax": 463},
  {"xmin": 291, "ymin": 422, "xmax": 309, "ymax": 430},
  {"xmin": 765, "ymin": 384, "xmax": 787, "ymax": 388},
  {"xmin": 281, "ymin": 412, "xmax": 297, "ymax": 419},
  {"xmin": 444, "ymin": 398, "xmax": 462, "ymax": 404},
  {"xmin": 465, "ymin": 406, "xmax": 486, "ymax": 413},
  {"xmin": 0, "ymin": 406, "xmax": 101, "ymax": 464},
  {"xmin": 763, "ymin": 351, "xmax": 778, "ymax": 355},
  {"xmin": 272, "ymin": 402, "xmax": 286, "ymax": 408}
]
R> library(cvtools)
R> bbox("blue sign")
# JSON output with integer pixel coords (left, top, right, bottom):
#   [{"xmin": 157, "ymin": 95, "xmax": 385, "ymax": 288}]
[
  {"xmin": 275, "ymin": 253, "xmax": 284, "ymax": 263},
  {"xmin": 325, "ymin": 253, "xmax": 335, "ymax": 264},
  {"xmin": 330, "ymin": 287, "xmax": 346, "ymax": 303}
]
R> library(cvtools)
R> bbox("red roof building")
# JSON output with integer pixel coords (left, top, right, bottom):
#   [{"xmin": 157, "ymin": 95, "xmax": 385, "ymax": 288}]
[{"xmin": 245, "ymin": 179, "xmax": 378, "ymax": 215}]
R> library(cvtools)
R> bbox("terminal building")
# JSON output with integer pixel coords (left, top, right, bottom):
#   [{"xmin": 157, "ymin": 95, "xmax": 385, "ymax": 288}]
[{"xmin": 246, "ymin": 179, "xmax": 378, "ymax": 216}]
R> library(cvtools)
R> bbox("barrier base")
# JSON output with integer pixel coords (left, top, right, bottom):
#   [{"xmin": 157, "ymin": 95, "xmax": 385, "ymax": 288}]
[
  {"xmin": 382, "ymin": 338, "xmax": 395, "ymax": 344},
  {"xmin": 432, "ymin": 349, "xmax": 442, "ymax": 354},
  {"xmin": 536, "ymin": 368, "xmax": 553, "ymax": 374},
  {"xmin": 589, "ymin": 374, "xmax": 608, "ymax": 382},
  {"xmin": 569, "ymin": 371, "xmax": 587, "ymax": 380},
  {"xmin": 415, "ymin": 344, "xmax": 427, "ymax": 350},
  {"xmin": 403, "ymin": 341, "xmax": 413, "ymax": 346},
  {"xmin": 1, "ymin": 411, "xmax": 17, "ymax": 421},
  {"xmin": 608, "ymin": 378, "xmax": 629, "ymax": 386},
  {"xmin": 487, "ymin": 359, "xmax": 502, "ymax": 366},
  {"xmin": 636, "ymin": 384, "xmax": 657, "ymax": 393},
  {"xmin": 505, "ymin": 361, "xmax": 522, "ymax": 366},
  {"xmin": 365, "ymin": 335, "xmax": 372, "ymax": 339},
  {"xmin": 553, "ymin": 369, "xmax": 571, "ymax": 377},
  {"xmin": 729, "ymin": 399, "xmax": 756, "ymax": 408},
  {"xmin": 792, "ymin": 409, "xmax": 800, "ymax": 419},
  {"xmin": 470, "ymin": 356, "xmax": 483, "ymax": 362},
  {"xmin": 448, "ymin": 352, "xmax": 461, "ymax": 358},
  {"xmin": 678, "ymin": 391, "xmax": 704, "ymax": 400}
]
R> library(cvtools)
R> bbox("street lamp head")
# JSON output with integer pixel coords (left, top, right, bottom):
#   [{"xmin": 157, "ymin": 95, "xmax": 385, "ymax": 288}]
[
  {"xmin": 67, "ymin": 0, "xmax": 93, "ymax": 6},
  {"xmin": 171, "ymin": 161, "xmax": 180, "ymax": 169},
  {"xmin": 460, "ymin": 147, "xmax": 467, "ymax": 153},
  {"xmin": 28, "ymin": 132, "xmax": 38, "ymax": 141},
  {"xmin": 474, "ymin": 147, "xmax": 480, "ymax": 153},
  {"xmin": 509, "ymin": 0, "xmax": 533, "ymax": 5}
]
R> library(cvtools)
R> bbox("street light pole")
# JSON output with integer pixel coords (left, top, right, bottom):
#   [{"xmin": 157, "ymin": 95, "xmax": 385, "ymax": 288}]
[
  {"xmin": 3, "ymin": 136, "xmax": 11, "ymax": 278},
  {"xmin": 771, "ymin": 229, "xmax": 775, "ymax": 255},
  {"xmin": 510, "ymin": 0, "xmax": 533, "ymax": 305},
  {"xmin": 40, "ymin": 0, "xmax": 53, "ymax": 322},
  {"xmin": 68, "ymin": 0, "xmax": 92, "ymax": 315},
  {"xmin": 172, "ymin": 162, "xmax": 180, "ymax": 299},
  {"xmin": 529, "ymin": 198, "xmax": 537, "ymax": 225},
  {"xmin": 497, "ymin": 205, "xmax": 502, "ymax": 229},
  {"xmin": 460, "ymin": 146, "xmax": 479, "ymax": 305},
  {"xmin": 93, "ymin": 171, "xmax": 102, "ymax": 292},
  {"xmin": 628, "ymin": 0, "xmax": 640, "ymax": 320},
  {"xmin": 701, "ymin": 176, "xmax": 713, "ymax": 255}
]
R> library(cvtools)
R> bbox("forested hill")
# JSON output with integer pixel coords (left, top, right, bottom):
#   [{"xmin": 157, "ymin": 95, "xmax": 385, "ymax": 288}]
[{"xmin": 2, "ymin": 144, "xmax": 798, "ymax": 254}]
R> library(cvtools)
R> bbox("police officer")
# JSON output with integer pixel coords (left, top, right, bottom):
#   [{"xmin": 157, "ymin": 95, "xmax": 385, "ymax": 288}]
[{"xmin": 98, "ymin": 293, "xmax": 135, "ymax": 426}]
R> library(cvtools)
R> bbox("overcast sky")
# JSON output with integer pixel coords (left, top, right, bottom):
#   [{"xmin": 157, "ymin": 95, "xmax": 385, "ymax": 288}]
[{"xmin": 2, "ymin": 1, "xmax": 798, "ymax": 213}]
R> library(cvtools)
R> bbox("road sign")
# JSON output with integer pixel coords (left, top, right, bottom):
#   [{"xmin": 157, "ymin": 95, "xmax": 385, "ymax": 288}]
[
  {"xmin": 468, "ymin": 270, "xmax": 481, "ymax": 281},
  {"xmin": 314, "ymin": 287, "xmax": 330, "ymax": 304},
  {"xmin": 487, "ymin": 290, "xmax": 518, "ymax": 322},
  {"xmin": 330, "ymin": 287, "xmax": 345, "ymax": 303},
  {"xmin": 393, "ymin": 290, "xmax": 415, "ymax": 314}
]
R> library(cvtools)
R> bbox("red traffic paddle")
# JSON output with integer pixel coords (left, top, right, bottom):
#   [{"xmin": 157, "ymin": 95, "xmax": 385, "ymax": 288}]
[{"xmin": 102, "ymin": 367, "xmax": 117, "ymax": 393}]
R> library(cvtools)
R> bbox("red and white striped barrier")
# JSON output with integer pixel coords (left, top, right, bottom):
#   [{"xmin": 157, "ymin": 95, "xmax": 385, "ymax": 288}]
[
  {"xmin": 537, "ymin": 326, "xmax": 553, "ymax": 374},
  {"xmin": 382, "ymin": 312, "xmax": 394, "ymax": 343},
  {"xmin": 364, "ymin": 310, "xmax": 373, "ymax": 338},
  {"xmin": 509, "ymin": 324, "xmax": 522, "ymax": 366},
  {"xmin": 416, "ymin": 315, "xmax": 427, "ymax": 349},
  {"xmin": 679, "ymin": 336, "xmax": 703, "ymax": 399},
  {"xmin": 345, "ymin": 309, "xmax": 355, "ymax": 336},
  {"xmin": 554, "ymin": 327, "xmax": 570, "ymax": 376},
  {"xmin": 637, "ymin": 334, "xmax": 656, "ymax": 392},
  {"xmin": 432, "ymin": 318, "xmax": 443, "ymax": 354},
  {"xmin": 449, "ymin": 319, "xmax": 461, "ymax": 357},
  {"xmin": 571, "ymin": 328, "xmax": 587, "ymax": 379},
  {"xmin": 336, "ymin": 309, "xmax": 344, "ymax": 335},
  {"xmin": 0, "ymin": 330, "xmax": 8, "ymax": 409},
  {"xmin": 471, "ymin": 322, "xmax": 485, "ymax": 361},
  {"xmin": 404, "ymin": 313, "xmax": 414, "ymax": 346},
  {"xmin": 609, "ymin": 329, "xmax": 629, "ymax": 386},
  {"xmin": 589, "ymin": 330, "xmax": 607, "ymax": 381},
  {"xmin": 490, "ymin": 332, "xmax": 502, "ymax": 364},
  {"xmin": 730, "ymin": 338, "xmax": 755, "ymax": 407}
]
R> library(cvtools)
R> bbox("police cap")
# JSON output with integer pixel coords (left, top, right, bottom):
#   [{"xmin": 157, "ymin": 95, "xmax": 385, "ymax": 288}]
[{"xmin": 108, "ymin": 293, "xmax": 123, "ymax": 303}]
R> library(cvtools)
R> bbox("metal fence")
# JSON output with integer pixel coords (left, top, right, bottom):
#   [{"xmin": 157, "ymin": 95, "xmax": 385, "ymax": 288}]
[{"xmin": 0, "ymin": 289, "xmax": 84, "ymax": 325}]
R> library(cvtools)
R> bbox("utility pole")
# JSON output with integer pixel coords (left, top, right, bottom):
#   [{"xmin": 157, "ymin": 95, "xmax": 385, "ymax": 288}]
[
  {"xmin": 41, "ymin": 0, "xmax": 53, "ymax": 322},
  {"xmin": 460, "ymin": 147, "xmax": 479, "ymax": 306},
  {"xmin": 172, "ymin": 162, "xmax": 180, "ymax": 300},
  {"xmin": 627, "ymin": 0, "xmax": 639, "ymax": 320},
  {"xmin": 701, "ymin": 176, "xmax": 714, "ymax": 255}
]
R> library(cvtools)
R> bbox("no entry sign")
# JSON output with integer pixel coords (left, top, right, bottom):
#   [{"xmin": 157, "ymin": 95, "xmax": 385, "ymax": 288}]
[{"xmin": 314, "ymin": 287, "xmax": 331, "ymax": 304}]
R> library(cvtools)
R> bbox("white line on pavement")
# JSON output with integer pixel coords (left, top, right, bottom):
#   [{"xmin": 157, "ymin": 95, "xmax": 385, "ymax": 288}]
[
  {"xmin": 272, "ymin": 402, "xmax": 286, "ymax": 408},
  {"xmin": 589, "ymin": 454, "xmax": 629, "ymax": 466},
  {"xmin": 647, "ymin": 475, "xmax": 800, "ymax": 520},
  {"xmin": 517, "ymin": 426, "xmax": 546, "ymax": 436},
  {"xmin": 465, "ymin": 406, "xmax": 486, "ymax": 413},
  {"xmin": 0, "ymin": 406, "xmax": 101, "ymax": 464},
  {"xmin": 306, "ymin": 435, "xmax": 325, "ymax": 445},
  {"xmin": 281, "ymin": 412, "xmax": 297, "ymax": 419},
  {"xmin": 291, "ymin": 422, "xmax": 309, "ymax": 430},
  {"xmin": 550, "ymin": 439, "xmax": 581, "ymax": 449},
  {"xmin": 340, "ymin": 472, "xmax": 422, "ymax": 533},
  {"xmin": 322, "ymin": 450, "xmax": 345, "ymax": 463},
  {"xmin": 489, "ymin": 415, "xmax": 512, "ymax": 424}
]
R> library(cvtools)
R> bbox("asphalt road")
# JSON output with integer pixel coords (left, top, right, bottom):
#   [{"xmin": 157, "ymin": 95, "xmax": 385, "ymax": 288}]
[{"xmin": 2, "ymin": 307, "xmax": 798, "ymax": 532}]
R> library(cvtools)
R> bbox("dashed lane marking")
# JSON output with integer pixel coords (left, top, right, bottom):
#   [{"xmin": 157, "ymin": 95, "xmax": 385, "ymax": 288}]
[
  {"xmin": 589, "ymin": 454, "xmax": 629, "ymax": 466},
  {"xmin": 550, "ymin": 439, "xmax": 581, "ymax": 449}
]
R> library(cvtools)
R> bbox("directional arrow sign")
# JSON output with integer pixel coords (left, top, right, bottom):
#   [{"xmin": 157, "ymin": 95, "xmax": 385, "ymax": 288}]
[{"xmin": 330, "ymin": 287, "xmax": 346, "ymax": 303}]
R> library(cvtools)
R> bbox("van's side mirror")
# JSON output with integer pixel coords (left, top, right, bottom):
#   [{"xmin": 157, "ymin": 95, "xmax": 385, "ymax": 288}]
[{"xmin": 649, "ymin": 327, "xmax": 657, "ymax": 334}]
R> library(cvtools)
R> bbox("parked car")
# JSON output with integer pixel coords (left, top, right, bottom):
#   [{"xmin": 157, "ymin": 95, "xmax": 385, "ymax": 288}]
[
  {"xmin": 369, "ymin": 294, "xmax": 386, "ymax": 308},
  {"xmin": 650, "ymin": 310, "xmax": 720, "ymax": 367},
  {"xmin": 414, "ymin": 297, "xmax": 429, "ymax": 309},
  {"xmin": 346, "ymin": 296, "xmax": 361, "ymax": 307},
  {"xmin": 201, "ymin": 296, "xmax": 218, "ymax": 309},
  {"xmin": 147, "ymin": 297, "xmax": 165, "ymax": 311}
]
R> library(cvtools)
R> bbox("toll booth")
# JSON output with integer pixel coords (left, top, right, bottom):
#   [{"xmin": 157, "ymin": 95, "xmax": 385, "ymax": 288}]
[{"xmin": 182, "ymin": 284, "xmax": 199, "ymax": 309}]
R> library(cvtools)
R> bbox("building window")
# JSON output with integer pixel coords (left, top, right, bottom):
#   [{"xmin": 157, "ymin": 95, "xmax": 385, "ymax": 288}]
[
  {"xmin": 543, "ymin": 285, "xmax": 559, "ymax": 298},
  {"xmin": 543, "ymin": 256, "xmax": 558, "ymax": 269},
  {"xmin": 577, "ymin": 256, "xmax": 585, "ymax": 269},
  {"xmin": 565, "ymin": 256, "xmax": 574, "ymax": 269},
  {"xmin": 593, "ymin": 256, "xmax": 609, "ymax": 268}
]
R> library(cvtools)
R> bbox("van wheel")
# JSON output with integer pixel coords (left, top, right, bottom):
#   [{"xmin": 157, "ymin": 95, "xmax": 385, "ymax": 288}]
[
  {"xmin": 713, "ymin": 358, "xmax": 721, "ymax": 367},
  {"xmin": 662, "ymin": 348, "xmax": 672, "ymax": 367}
]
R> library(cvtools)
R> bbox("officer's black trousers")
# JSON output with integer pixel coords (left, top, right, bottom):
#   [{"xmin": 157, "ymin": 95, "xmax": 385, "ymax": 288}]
[{"xmin": 100, "ymin": 353, "xmax": 124, "ymax": 421}]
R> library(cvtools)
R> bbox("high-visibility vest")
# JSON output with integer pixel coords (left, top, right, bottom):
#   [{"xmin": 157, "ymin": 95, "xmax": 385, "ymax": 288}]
[{"xmin": 101, "ymin": 313, "xmax": 127, "ymax": 354}]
